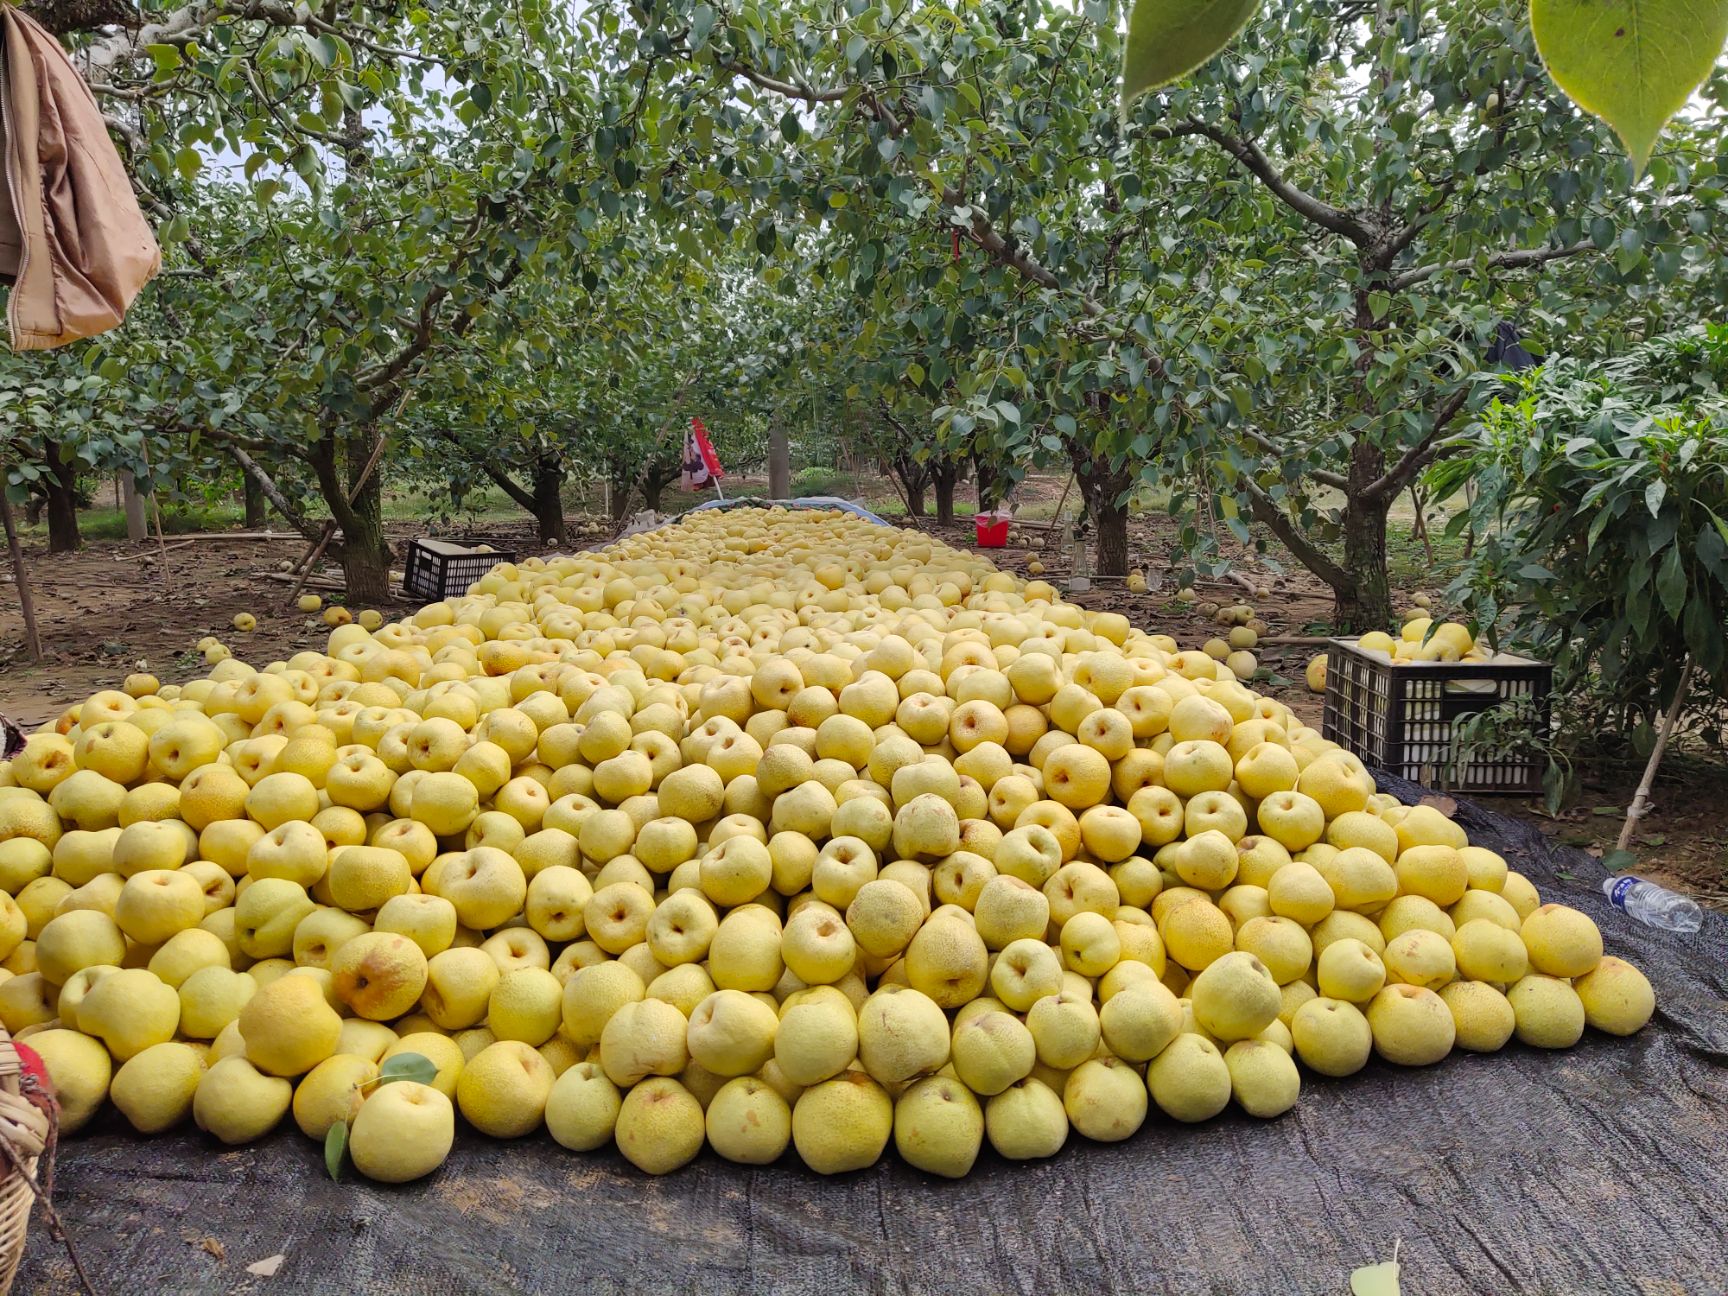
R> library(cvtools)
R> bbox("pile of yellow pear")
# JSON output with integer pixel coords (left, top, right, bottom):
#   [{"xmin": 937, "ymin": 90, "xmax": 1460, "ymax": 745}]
[{"xmin": 0, "ymin": 508, "xmax": 1653, "ymax": 1181}]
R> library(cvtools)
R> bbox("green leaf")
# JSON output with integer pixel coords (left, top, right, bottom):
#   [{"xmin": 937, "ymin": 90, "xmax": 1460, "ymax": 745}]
[
  {"xmin": 689, "ymin": 5, "xmax": 716, "ymax": 49},
  {"xmin": 324, "ymin": 1120, "xmax": 347, "ymax": 1182},
  {"xmin": 145, "ymin": 43, "xmax": 182, "ymax": 76},
  {"xmin": 376, "ymin": 1051, "xmax": 437, "ymax": 1087},
  {"xmin": 1121, "ymin": 0, "xmax": 1262, "ymax": 112},
  {"xmin": 1655, "ymin": 541, "xmax": 1686, "ymax": 620},
  {"xmin": 1530, "ymin": 0, "xmax": 1728, "ymax": 175},
  {"xmin": 1349, "ymin": 1262, "xmax": 1401, "ymax": 1296},
  {"xmin": 1600, "ymin": 847, "xmax": 1639, "ymax": 872},
  {"xmin": 1644, "ymin": 478, "xmax": 1666, "ymax": 518}
]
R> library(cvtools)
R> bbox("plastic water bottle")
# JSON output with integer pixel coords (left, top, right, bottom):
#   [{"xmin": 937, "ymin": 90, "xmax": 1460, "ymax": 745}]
[{"xmin": 1602, "ymin": 875, "xmax": 1703, "ymax": 933}]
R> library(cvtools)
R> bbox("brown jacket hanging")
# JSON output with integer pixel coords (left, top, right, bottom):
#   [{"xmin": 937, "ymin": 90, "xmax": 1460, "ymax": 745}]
[{"xmin": 0, "ymin": 3, "xmax": 159, "ymax": 351}]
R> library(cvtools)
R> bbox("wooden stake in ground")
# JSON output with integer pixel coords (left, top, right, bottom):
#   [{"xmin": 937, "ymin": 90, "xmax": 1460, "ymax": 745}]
[
  {"xmin": 1617, "ymin": 656, "xmax": 1695, "ymax": 853},
  {"xmin": 137, "ymin": 453, "xmax": 176, "ymax": 594},
  {"xmin": 0, "ymin": 492, "xmax": 43, "ymax": 661},
  {"xmin": 286, "ymin": 519, "xmax": 341, "ymax": 607},
  {"xmin": 1409, "ymin": 484, "xmax": 1435, "ymax": 566}
]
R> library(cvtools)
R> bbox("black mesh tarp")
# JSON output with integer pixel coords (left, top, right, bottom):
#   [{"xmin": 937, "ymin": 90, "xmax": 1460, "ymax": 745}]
[{"xmin": 17, "ymin": 777, "xmax": 1728, "ymax": 1295}]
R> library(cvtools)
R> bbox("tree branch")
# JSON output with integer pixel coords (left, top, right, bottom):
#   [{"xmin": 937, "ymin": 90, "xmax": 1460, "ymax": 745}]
[
  {"xmin": 1361, "ymin": 386, "xmax": 1472, "ymax": 502},
  {"xmin": 713, "ymin": 54, "xmax": 1104, "ymax": 319},
  {"xmin": 941, "ymin": 183, "xmax": 1102, "ymax": 317},
  {"xmin": 434, "ymin": 429, "xmax": 536, "ymax": 512},
  {"xmin": 80, "ymin": 0, "xmax": 439, "ymax": 90},
  {"xmin": 719, "ymin": 61, "xmax": 849, "ymax": 103},
  {"xmin": 359, "ymin": 255, "xmax": 523, "ymax": 416},
  {"xmin": 1162, "ymin": 119, "xmax": 1376, "ymax": 245},
  {"xmin": 305, "ymin": 436, "xmax": 360, "ymax": 538},
  {"xmin": 1241, "ymin": 477, "xmax": 1353, "ymax": 590},
  {"xmin": 1381, "ymin": 180, "xmax": 1457, "ymax": 262},
  {"xmin": 224, "ymin": 444, "xmax": 317, "ymax": 541},
  {"xmin": 1242, "ymin": 427, "xmax": 1348, "ymax": 489},
  {"xmin": 1387, "ymin": 240, "xmax": 1593, "ymax": 292},
  {"xmin": 20, "ymin": 0, "xmax": 138, "ymax": 36}
]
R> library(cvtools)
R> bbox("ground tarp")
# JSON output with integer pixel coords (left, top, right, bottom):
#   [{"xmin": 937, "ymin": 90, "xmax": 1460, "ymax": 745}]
[
  {"xmin": 17, "ymin": 776, "xmax": 1728, "ymax": 1296},
  {"xmin": 680, "ymin": 496, "xmax": 897, "ymax": 526}
]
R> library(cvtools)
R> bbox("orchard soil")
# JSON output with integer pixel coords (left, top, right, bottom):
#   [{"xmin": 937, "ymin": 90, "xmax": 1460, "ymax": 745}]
[{"xmin": 2, "ymin": 501, "xmax": 1722, "ymax": 906}]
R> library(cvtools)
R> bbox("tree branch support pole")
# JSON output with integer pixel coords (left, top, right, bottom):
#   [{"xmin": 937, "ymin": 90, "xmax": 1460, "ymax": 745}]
[
  {"xmin": 768, "ymin": 424, "xmax": 790, "ymax": 500},
  {"xmin": 880, "ymin": 465, "xmax": 928, "ymax": 532},
  {"xmin": 1617, "ymin": 656, "xmax": 1694, "ymax": 853},
  {"xmin": 138, "ymin": 444, "xmax": 173, "ymax": 594},
  {"xmin": 0, "ymin": 492, "xmax": 44, "ymax": 661},
  {"xmin": 1409, "ymin": 484, "xmax": 1434, "ymax": 566},
  {"xmin": 229, "ymin": 446, "xmax": 307, "ymax": 533}
]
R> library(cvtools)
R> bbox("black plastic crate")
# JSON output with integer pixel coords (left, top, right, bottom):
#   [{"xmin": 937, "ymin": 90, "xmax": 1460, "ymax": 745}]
[
  {"xmin": 402, "ymin": 539, "xmax": 512, "ymax": 602},
  {"xmin": 1320, "ymin": 637, "xmax": 1552, "ymax": 795}
]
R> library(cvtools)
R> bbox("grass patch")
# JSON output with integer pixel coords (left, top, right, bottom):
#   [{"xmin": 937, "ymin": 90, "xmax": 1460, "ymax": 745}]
[
  {"xmin": 22, "ymin": 503, "xmax": 248, "ymax": 541},
  {"xmin": 1386, "ymin": 520, "xmax": 1469, "ymax": 592}
]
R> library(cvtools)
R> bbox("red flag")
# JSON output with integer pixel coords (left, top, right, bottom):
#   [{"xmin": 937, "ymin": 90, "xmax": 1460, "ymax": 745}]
[
  {"xmin": 691, "ymin": 417, "xmax": 724, "ymax": 478},
  {"xmin": 681, "ymin": 417, "xmax": 725, "ymax": 492}
]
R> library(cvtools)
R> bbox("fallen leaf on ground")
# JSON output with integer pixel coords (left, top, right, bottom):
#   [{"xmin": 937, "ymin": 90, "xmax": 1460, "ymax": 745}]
[{"xmin": 246, "ymin": 1255, "xmax": 284, "ymax": 1277}]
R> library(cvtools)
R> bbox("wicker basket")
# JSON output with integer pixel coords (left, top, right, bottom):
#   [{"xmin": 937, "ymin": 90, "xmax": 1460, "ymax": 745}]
[{"xmin": 0, "ymin": 1026, "xmax": 49, "ymax": 1294}]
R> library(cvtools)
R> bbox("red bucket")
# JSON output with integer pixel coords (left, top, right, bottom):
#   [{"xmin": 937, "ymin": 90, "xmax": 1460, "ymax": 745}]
[{"xmin": 975, "ymin": 512, "xmax": 1010, "ymax": 547}]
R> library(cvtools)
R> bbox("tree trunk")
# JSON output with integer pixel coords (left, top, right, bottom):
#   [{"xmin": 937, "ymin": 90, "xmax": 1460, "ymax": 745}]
[
  {"xmin": 1332, "ymin": 441, "xmax": 1392, "ymax": 631},
  {"xmin": 337, "ymin": 436, "xmax": 392, "ymax": 604},
  {"xmin": 530, "ymin": 451, "xmax": 566, "ymax": 545},
  {"xmin": 903, "ymin": 475, "xmax": 927, "ymax": 517},
  {"xmin": 933, "ymin": 460, "xmax": 958, "ymax": 526},
  {"xmin": 889, "ymin": 452, "xmax": 928, "ymax": 517},
  {"xmin": 609, "ymin": 461, "xmax": 634, "ymax": 522},
  {"xmin": 974, "ymin": 454, "xmax": 998, "ymax": 512},
  {"xmin": 769, "ymin": 426, "xmax": 790, "ymax": 499},
  {"xmin": 241, "ymin": 468, "xmax": 268, "ymax": 528},
  {"xmin": 1335, "ymin": 493, "xmax": 1392, "ymax": 632},
  {"xmin": 43, "ymin": 452, "xmax": 81, "ymax": 553},
  {"xmin": 120, "ymin": 470, "xmax": 147, "ymax": 542},
  {"xmin": 641, "ymin": 469, "xmax": 675, "ymax": 514},
  {"xmin": 1332, "ymin": 286, "xmax": 1397, "ymax": 631},
  {"xmin": 1068, "ymin": 444, "xmax": 1132, "ymax": 578},
  {"xmin": 1095, "ymin": 500, "xmax": 1129, "ymax": 578}
]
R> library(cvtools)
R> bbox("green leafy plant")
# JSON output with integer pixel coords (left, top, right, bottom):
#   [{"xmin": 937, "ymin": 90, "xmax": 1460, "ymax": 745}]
[
  {"xmin": 1447, "ymin": 331, "xmax": 1728, "ymax": 698},
  {"xmin": 323, "ymin": 1051, "xmax": 437, "ymax": 1182},
  {"xmin": 1451, "ymin": 697, "xmax": 1573, "ymax": 813}
]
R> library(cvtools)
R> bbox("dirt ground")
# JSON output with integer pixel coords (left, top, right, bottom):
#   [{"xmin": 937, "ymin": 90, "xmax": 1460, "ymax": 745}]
[{"xmin": 3, "ymin": 500, "xmax": 1722, "ymax": 906}]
